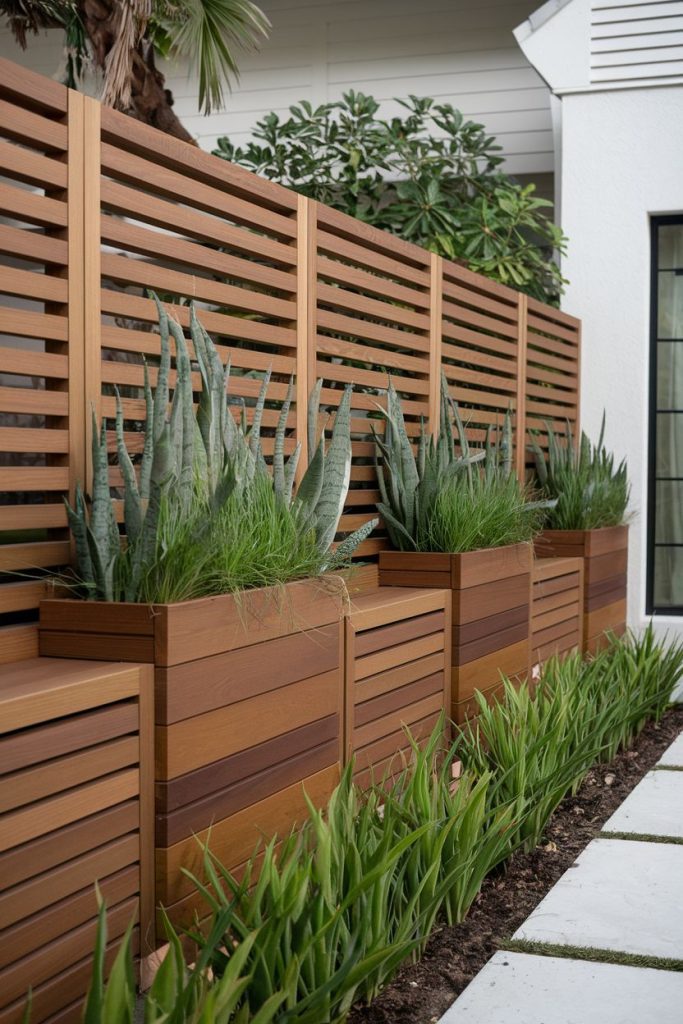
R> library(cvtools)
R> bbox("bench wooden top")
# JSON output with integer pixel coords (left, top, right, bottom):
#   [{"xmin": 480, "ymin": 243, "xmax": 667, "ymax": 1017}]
[{"xmin": 0, "ymin": 658, "xmax": 152, "ymax": 733}]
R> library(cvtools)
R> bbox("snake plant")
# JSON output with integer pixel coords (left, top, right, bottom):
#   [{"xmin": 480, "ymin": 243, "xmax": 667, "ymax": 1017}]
[
  {"xmin": 64, "ymin": 295, "xmax": 376, "ymax": 600},
  {"xmin": 374, "ymin": 375, "xmax": 546, "ymax": 553},
  {"xmin": 528, "ymin": 414, "xmax": 629, "ymax": 530}
]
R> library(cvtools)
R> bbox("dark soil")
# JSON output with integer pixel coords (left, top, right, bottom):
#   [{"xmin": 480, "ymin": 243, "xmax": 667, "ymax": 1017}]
[{"xmin": 349, "ymin": 706, "xmax": 683, "ymax": 1024}]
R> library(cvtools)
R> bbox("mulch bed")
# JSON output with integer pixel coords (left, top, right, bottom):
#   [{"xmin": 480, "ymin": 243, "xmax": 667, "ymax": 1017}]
[{"xmin": 349, "ymin": 705, "xmax": 683, "ymax": 1024}]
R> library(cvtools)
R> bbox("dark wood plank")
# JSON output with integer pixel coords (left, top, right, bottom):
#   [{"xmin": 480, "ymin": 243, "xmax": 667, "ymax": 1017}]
[
  {"xmin": 39, "ymin": 632, "xmax": 155, "ymax": 662},
  {"xmin": 452, "ymin": 619, "xmax": 529, "ymax": 666},
  {"xmin": 156, "ymin": 734, "xmax": 339, "ymax": 846},
  {"xmin": 39, "ymin": 600, "xmax": 154, "ymax": 636},
  {"xmin": 452, "ymin": 603, "xmax": 528, "ymax": 645},
  {"xmin": 157, "ymin": 715, "xmax": 338, "ymax": 811}
]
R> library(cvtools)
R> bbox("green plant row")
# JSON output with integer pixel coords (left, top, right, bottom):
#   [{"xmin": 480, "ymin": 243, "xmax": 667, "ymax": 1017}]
[
  {"xmin": 81, "ymin": 628, "xmax": 683, "ymax": 1023},
  {"xmin": 65, "ymin": 297, "xmax": 377, "ymax": 602}
]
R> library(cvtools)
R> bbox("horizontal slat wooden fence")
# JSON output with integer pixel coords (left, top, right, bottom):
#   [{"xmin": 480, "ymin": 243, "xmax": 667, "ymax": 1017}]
[{"xmin": 0, "ymin": 57, "xmax": 581, "ymax": 663}]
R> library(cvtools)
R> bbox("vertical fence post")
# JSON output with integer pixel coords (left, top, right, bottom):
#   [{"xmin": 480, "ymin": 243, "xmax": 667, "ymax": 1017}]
[
  {"xmin": 515, "ymin": 292, "xmax": 528, "ymax": 481},
  {"xmin": 296, "ymin": 194, "xmax": 316, "ymax": 475},
  {"xmin": 428, "ymin": 253, "xmax": 443, "ymax": 438},
  {"xmin": 66, "ymin": 89, "xmax": 86, "ymax": 506},
  {"xmin": 82, "ymin": 96, "xmax": 101, "ymax": 485}
]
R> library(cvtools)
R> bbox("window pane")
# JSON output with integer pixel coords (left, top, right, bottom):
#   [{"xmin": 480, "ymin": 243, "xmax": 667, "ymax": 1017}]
[
  {"xmin": 657, "ymin": 343, "xmax": 683, "ymax": 408},
  {"xmin": 656, "ymin": 413, "xmax": 683, "ymax": 477},
  {"xmin": 655, "ymin": 481, "xmax": 683, "ymax": 543},
  {"xmin": 658, "ymin": 224, "xmax": 683, "ymax": 270},
  {"xmin": 657, "ymin": 272, "xmax": 683, "ymax": 339},
  {"xmin": 654, "ymin": 547, "xmax": 683, "ymax": 608}
]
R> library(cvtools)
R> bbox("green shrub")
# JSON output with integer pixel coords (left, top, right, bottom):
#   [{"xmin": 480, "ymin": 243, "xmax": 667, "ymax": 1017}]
[
  {"xmin": 529, "ymin": 415, "xmax": 630, "ymax": 530},
  {"xmin": 213, "ymin": 94, "xmax": 566, "ymax": 304},
  {"xmin": 65, "ymin": 297, "xmax": 376, "ymax": 602},
  {"xmin": 374, "ymin": 376, "xmax": 545, "ymax": 552},
  {"xmin": 455, "ymin": 627, "xmax": 683, "ymax": 851}
]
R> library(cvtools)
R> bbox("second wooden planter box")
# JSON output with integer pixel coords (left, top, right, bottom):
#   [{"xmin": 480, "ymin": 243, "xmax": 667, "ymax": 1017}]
[
  {"xmin": 39, "ymin": 579, "xmax": 345, "ymax": 935},
  {"xmin": 378, "ymin": 543, "xmax": 531, "ymax": 724},
  {"xmin": 535, "ymin": 526, "xmax": 628, "ymax": 654}
]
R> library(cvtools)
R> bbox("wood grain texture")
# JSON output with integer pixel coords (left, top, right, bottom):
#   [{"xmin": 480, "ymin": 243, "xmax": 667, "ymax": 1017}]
[
  {"xmin": 156, "ymin": 764, "xmax": 339, "ymax": 906},
  {"xmin": 451, "ymin": 639, "xmax": 529, "ymax": 702},
  {"xmin": 156, "ymin": 671, "xmax": 339, "ymax": 780},
  {"xmin": 156, "ymin": 624, "xmax": 340, "ymax": 724}
]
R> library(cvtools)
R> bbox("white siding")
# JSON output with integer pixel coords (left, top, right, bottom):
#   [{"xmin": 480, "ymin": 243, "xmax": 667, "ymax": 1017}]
[
  {"xmin": 0, "ymin": 0, "xmax": 553, "ymax": 175},
  {"xmin": 591, "ymin": 0, "xmax": 683, "ymax": 86}
]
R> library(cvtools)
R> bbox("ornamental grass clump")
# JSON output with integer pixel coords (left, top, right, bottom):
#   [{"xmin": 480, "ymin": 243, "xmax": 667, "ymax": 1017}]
[
  {"xmin": 455, "ymin": 626, "xmax": 683, "ymax": 851},
  {"xmin": 184, "ymin": 733, "xmax": 515, "ymax": 1022},
  {"xmin": 529, "ymin": 414, "xmax": 630, "ymax": 530},
  {"xmin": 374, "ymin": 375, "xmax": 546, "ymax": 552},
  {"xmin": 64, "ymin": 295, "xmax": 376, "ymax": 602}
]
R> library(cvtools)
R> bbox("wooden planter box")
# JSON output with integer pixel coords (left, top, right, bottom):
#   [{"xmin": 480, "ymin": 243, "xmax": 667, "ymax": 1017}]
[
  {"xmin": 535, "ymin": 526, "xmax": 628, "ymax": 654},
  {"xmin": 344, "ymin": 587, "xmax": 450, "ymax": 788},
  {"xmin": 378, "ymin": 544, "xmax": 531, "ymax": 725},
  {"xmin": 530, "ymin": 557, "xmax": 584, "ymax": 668},
  {"xmin": 0, "ymin": 657, "xmax": 154, "ymax": 1024},
  {"xmin": 39, "ymin": 579, "xmax": 345, "ymax": 935}
]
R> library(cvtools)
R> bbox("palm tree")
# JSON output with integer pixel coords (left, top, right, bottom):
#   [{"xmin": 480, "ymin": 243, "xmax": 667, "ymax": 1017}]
[{"xmin": 0, "ymin": 0, "xmax": 269, "ymax": 142}]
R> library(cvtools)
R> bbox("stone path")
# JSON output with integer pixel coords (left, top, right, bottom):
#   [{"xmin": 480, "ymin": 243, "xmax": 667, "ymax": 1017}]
[{"xmin": 439, "ymin": 730, "xmax": 683, "ymax": 1023}]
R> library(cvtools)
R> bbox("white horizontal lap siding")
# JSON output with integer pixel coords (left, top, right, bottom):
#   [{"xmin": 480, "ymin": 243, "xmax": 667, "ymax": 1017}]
[
  {"xmin": 591, "ymin": 0, "xmax": 683, "ymax": 84},
  {"xmin": 163, "ymin": 0, "xmax": 553, "ymax": 175}
]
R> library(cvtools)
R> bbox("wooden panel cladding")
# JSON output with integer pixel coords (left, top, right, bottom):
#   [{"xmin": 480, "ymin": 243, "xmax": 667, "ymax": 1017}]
[
  {"xmin": 524, "ymin": 299, "xmax": 581, "ymax": 467},
  {"xmin": 530, "ymin": 557, "xmax": 584, "ymax": 667},
  {"xmin": 378, "ymin": 544, "xmax": 531, "ymax": 725},
  {"xmin": 344, "ymin": 587, "xmax": 450, "ymax": 788},
  {"xmin": 0, "ymin": 657, "xmax": 154, "ymax": 1024},
  {"xmin": 40, "ymin": 578, "xmax": 344, "ymax": 938},
  {"xmin": 314, "ymin": 203, "xmax": 432, "ymax": 558},
  {"xmin": 535, "ymin": 526, "xmax": 628, "ymax": 653},
  {"xmin": 440, "ymin": 260, "xmax": 525, "ymax": 473},
  {"xmin": 0, "ymin": 60, "xmax": 76, "ymax": 666}
]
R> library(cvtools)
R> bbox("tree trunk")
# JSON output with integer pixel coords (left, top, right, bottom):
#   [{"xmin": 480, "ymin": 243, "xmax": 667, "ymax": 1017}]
[{"xmin": 76, "ymin": 0, "xmax": 197, "ymax": 144}]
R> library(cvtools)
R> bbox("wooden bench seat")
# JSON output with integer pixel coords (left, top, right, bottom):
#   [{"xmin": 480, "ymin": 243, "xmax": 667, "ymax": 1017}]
[{"xmin": 0, "ymin": 658, "xmax": 154, "ymax": 1024}]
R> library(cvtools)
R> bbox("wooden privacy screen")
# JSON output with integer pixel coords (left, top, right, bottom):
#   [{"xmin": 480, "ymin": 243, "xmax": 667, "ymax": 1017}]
[
  {"xmin": 344, "ymin": 587, "xmax": 450, "ymax": 788},
  {"xmin": 0, "ymin": 57, "xmax": 582, "ymax": 661},
  {"xmin": 0, "ymin": 63, "xmax": 82, "ymax": 664},
  {"xmin": 0, "ymin": 657, "xmax": 153, "ymax": 1024}
]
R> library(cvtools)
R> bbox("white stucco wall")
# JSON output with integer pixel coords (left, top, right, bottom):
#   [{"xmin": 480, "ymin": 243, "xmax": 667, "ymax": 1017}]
[{"xmin": 561, "ymin": 86, "xmax": 683, "ymax": 642}]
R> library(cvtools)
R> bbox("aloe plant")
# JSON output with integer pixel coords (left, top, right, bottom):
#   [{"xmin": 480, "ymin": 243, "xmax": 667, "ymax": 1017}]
[
  {"xmin": 373, "ymin": 375, "xmax": 544, "ymax": 552},
  {"xmin": 528, "ymin": 413, "xmax": 630, "ymax": 530},
  {"xmin": 64, "ymin": 295, "xmax": 376, "ymax": 601}
]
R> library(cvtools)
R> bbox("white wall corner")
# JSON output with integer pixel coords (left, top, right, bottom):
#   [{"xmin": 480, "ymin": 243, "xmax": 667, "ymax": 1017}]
[{"xmin": 513, "ymin": 0, "xmax": 591, "ymax": 94}]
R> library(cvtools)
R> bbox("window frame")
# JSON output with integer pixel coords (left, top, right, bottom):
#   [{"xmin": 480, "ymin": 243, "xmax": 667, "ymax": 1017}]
[{"xmin": 647, "ymin": 213, "xmax": 683, "ymax": 616}]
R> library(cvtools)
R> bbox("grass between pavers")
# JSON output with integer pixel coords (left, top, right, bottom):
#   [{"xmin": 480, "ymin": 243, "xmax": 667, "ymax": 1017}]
[
  {"xmin": 653, "ymin": 765, "xmax": 683, "ymax": 772},
  {"xmin": 504, "ymin": 938, "xmax": 683, "ymax": 972},
  {"xmin": 600, "ymin": 830, "xmax": 683, "ymax": 845}
]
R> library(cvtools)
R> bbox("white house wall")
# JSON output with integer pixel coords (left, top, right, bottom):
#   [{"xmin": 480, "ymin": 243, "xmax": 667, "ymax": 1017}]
[
  {"xmin": 0, "ymin": 0, "xmax": 554, "ymax": 176},
  {"xmin": 561, "ymin": 85, "xmax": 683, "ymax": 642}
]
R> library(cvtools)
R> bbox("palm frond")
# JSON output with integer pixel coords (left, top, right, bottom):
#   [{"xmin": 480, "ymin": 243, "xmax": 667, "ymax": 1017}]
[{"xmin": 164, "ymin": 0, "xmax": 269, "ymax": 114}]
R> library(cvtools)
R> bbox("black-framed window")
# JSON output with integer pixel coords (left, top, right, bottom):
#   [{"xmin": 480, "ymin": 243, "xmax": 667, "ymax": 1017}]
[{"xmin": 648, "ymin": 215, "xmax": 683, "ymax": 615}]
